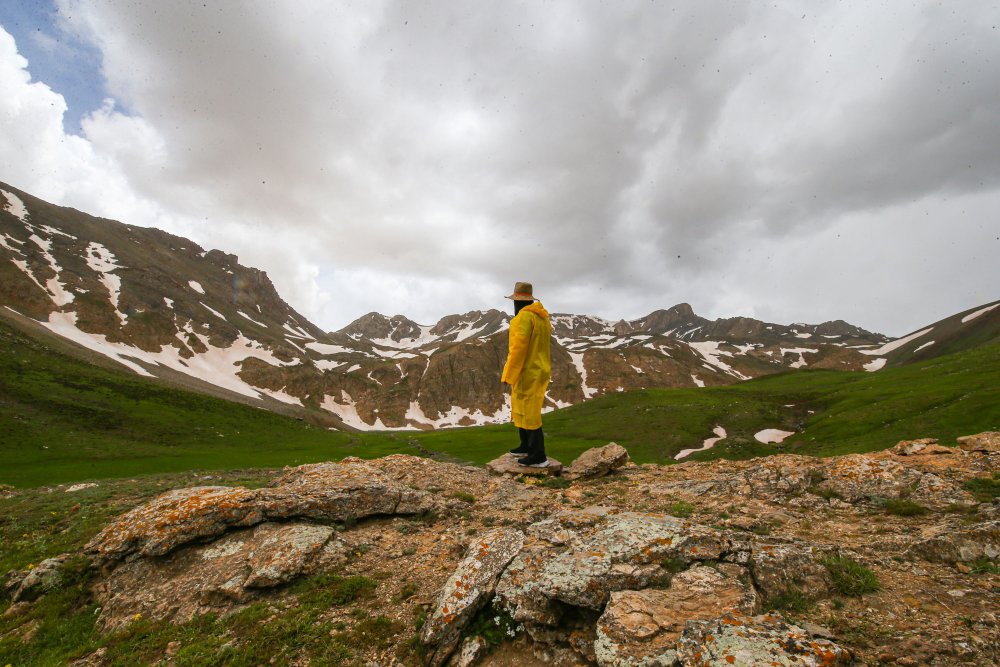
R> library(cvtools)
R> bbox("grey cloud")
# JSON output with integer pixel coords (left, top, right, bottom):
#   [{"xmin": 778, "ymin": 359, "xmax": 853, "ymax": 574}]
[{"xmin": 18, "ymin": 0, "xmax": 996, "ymax": 333}]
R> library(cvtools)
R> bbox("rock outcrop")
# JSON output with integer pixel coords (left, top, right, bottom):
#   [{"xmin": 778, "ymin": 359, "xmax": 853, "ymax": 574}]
[
  {"xmin": 11, "ymin": 433, "xmax": 1000, "ymax": 666},
  {"xmin": 958, "ymin": 432, "xmax": 1000, "ymax": 453},
  {"xmin": 95, "ymin": 522, "xmax": 346, "ymax": 629},
  {"xmin": 85, "ymin": 457, "xmax": 434, "ymax": 566}
]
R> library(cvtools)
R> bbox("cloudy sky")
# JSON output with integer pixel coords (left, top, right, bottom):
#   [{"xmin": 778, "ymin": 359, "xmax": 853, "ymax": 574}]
[{"xmin": 1, "ymin": 1, "xmax": 997, "ymax": 337}]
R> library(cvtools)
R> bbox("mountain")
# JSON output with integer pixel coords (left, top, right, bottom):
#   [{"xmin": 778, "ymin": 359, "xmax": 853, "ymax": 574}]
[
  {"xmin": 856, "ymin": 299, "xmax": 1000, "ymax": 369},
  {"xmin": 10, "ymin": 180, "xmax": 986, "ymax": 433}
]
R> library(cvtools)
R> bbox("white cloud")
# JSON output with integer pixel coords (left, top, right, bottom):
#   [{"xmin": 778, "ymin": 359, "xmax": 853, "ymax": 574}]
[{"xmin": 2, "ymin": 1, "xmax": 998, "ymax": 336}]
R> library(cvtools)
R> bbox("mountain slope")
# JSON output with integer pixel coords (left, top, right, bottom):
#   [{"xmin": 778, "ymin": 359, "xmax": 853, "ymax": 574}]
[
  {"xmin": 4, "ymin": 307, "xmax": 997, "ymax": 488},
  {"xmin": 8, "ymin": 181, "xmax": 984, "ymax": 434},
  {"xmin": 861, "ymin": 299, "xmax": 1000, "ymax": 368}
]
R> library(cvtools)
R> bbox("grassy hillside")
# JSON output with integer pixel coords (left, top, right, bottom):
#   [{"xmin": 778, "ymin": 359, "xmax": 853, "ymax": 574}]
[
  {"xmin": 0, "ymin": 320, "xmax": 366, "ymax": 487},
  {"xmin": 413, "ymin": 338, "xmax": 1000, "ymax": 467},
  {"xmin": 2, "ymin": 317, "xmax": 998, "ymax": 488}
]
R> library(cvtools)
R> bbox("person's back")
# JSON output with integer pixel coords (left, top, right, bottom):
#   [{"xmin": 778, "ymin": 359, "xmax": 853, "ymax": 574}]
[{"xmin": 501, "ymin": 282, "xmax": 551, "ymax": 466}]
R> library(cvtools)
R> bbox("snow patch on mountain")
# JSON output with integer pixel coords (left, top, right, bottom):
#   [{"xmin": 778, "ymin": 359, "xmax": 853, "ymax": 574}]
[
  {"xmin": 27, "ymin": 234, "xmax": 74, "ymax": 306},
  {"xmin": 238, "ymin": 311, "xmax": 266, "ymax": 327},
  {"xmin": 691, "ymin": 374, "xmax": 705, "ymax": 387},
  {"xmin": 568, "ymin": 351, "xmax": 598, "ymax": 398},
  {"xmin": 1, "ymin": 189, "xmax": 29, "ymax": 222},
  {"xmin": 85, "ymin": 242, "xmax": 125, "ymax": 323},
  {"xmin": 40, "ymin": 311, "xmax": 302, "ymax": 403},
  {"xmin": 861, "ymin": 327, "xmax": 933, "ymax": 356},
  {"xmin": 688, "ymin": 341, "xmax": 749, "ymax": 380},
  {"xmin": 914, "ymin": 340, "xmax": 935, "ymax": 353},
  {"xmin": 200, "ymin": 302, "xmax": 227, "ymax": 321},
  {"xmin": 780, "ymin": 347, "xmax": 819, "ymax": 369},
  {"xmin": 42, "ymin": 311, "xmax": 152, "ymax": 376},
  {"xmin": 371, "ymin": 324, "xmax": 437, "ymax": 349},
  {"xmin": 864, "ymin": 358, "xmax": 887, "ymax": 372},
  {"xmin": 188, "ymin": 280, "xmax": 205, "ymax": 294},
  {"xmin": 755, "ymin": 429, "xmax": 795, "ymax": 444},
  {"xmin": 305, "ymin": 342, "xmax": 355, "ymax": 355},
  {"xmin": 282, "ymin": 323, "xmax": 313, "ymax": 339},
  {"xmin": 961, "ymin": 303, "xmax": 999, "ymax": 323},
  {"xmin": 676, "ymin": 425, "xmax": 727, "ymax": 460}
]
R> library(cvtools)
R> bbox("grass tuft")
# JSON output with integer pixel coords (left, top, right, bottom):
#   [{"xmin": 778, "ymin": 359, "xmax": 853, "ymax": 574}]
[
  {"xmin": 884, "ymin": 499, "xmax": 928, "ymax": 516},
  {"xmin": 822, "ymin": 555, "xmax": 881, "ymax": 596}
]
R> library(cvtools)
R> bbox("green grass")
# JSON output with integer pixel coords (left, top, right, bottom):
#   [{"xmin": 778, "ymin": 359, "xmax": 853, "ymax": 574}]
[
  {"xmin": 964, "ymin": 474, "xmax": 1000, "ymax": 503},
  {"xmin": 884, "ymin": 499, "xmax": 929, "ymax": 516},
  {"xmin": 2, "ymin": 317, "xmax": 999, "ymax": 489},
  {"xmin": 0, "ymin": 553, "xmax": 384, "ymax": 666},
  {"xmin": 822, "ymin": 555, "xmax": 881, "ymax": 597},
  {"xmin": 765, "ymin": 587, "xmax": 815, "ymax": 615}
]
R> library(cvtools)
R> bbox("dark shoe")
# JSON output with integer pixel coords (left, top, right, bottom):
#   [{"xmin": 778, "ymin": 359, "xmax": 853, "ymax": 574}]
[
  {"xmin": 517, "ymin": 456, "xmax": 549, "ymax": 468},
  {"xmin": 509, "ymin": 447, "xmax": 531, "ymax": 455}
]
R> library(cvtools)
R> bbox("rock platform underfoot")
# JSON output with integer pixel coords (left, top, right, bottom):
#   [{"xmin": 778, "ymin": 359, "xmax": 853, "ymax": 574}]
[{"xmin": 5, "ymin": 435, "xmax": 999, "ymax": 666}]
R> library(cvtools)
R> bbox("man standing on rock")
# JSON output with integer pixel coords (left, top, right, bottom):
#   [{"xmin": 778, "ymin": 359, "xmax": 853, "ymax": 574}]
[{"xmin": 502, "ymin": 281, "xmax": 552, "ymax": 467}]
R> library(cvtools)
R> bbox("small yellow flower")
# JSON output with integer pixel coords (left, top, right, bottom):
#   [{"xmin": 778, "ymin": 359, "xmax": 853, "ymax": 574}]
[
  {"xmin": 133, "ymin": 613, "xmax": 142, "ymax": 621},
  {"xmin": 26, "ymin": 563, "xmax": 35, "ymax": 570}
]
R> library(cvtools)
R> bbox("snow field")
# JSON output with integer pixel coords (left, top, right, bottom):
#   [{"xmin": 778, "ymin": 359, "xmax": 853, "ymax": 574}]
[{"xmin": 675, "ymin": 425, "xmax": 727, "ymax": 460}]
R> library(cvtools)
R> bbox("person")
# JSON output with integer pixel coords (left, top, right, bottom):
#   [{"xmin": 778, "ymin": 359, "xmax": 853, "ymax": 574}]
[{"xmin": 501, "ymin": 281, "xmax": 552, "ymax": 467}]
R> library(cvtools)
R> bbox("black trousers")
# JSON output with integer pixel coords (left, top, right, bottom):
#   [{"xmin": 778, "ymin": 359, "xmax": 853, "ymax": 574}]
[{"xmin": 518, "ymin": 427, "xmax": 545, "ymax": 458}]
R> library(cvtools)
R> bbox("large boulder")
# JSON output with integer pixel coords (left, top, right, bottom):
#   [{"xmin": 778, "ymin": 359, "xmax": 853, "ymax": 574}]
[
  {"xmin": 907, "ymin": 520, "xmax": 1000, "ymax": 563},
  {"xmin": 891, "ymin": 438, "xmax": 958, "ymax": 457},
  {"xmin": 5, "ymin": 555, "xmax": 70, "ymax": 603},
  {"xmin": 817, "ymin": 454, "xmax": 927, "ymax": 504},
  {"xmin": 957, "ymin": 431, "xmax": 1000, "ymax": 453},
  {"xmin": 421, "ymin": 528, "xmax": 525, "ymax": 666},
  {"xmin": 531, "ymin": 513, "xmax": 729, "ymax": 611},
  {"xmin": 749, "ymin": 542, "xmax": 832, "ymax": 602},
  {"xmin": 564, "ymin": 443, "xmax": 630, "ymax": 481},
  {"xmin": 85, "ymin": 486, "xmax": 262, "ymax": 564},
  {"xmin": 94, "ymin": 522, "xmax": 346, "ymax": 629},
  {"xmin": 496, "ymin": 512, "xmax": 731, "ymax": 637},
  {"xmin": 676, "ymin": 612, "xmax": 853, "ymax": 666},
  {"xmin": 86, "ymin": 458, "xmax": 435, "ymax": 565},
  {"xmin": 594, "ymin": 563, "xmax": 757, "ymax": 667}
]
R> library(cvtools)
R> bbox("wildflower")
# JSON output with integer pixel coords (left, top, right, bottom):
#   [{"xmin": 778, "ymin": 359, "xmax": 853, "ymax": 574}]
[
  {"xmin": 133, "ymin": 613, "xmax": 142, "ymax": 621},
  {"xmin": 26, "ymin": 563, "xmax": 35, "ymax": 570}
]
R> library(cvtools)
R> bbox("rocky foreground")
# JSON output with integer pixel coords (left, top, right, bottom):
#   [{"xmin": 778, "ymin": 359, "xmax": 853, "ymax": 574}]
[{"xmin": 5, "ymin": 434, "xmax": 999, "ymax": 666}]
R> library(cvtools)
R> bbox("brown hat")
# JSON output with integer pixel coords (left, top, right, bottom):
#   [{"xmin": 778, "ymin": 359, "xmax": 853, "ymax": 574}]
[{"xmin": 505, "ymin": 281, "xmax": 537, "ymax": 301}]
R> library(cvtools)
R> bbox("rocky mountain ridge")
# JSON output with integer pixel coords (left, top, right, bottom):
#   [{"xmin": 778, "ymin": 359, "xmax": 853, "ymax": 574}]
[
  {"xmin": 3, "ymin": 181, "xmax": 994, "ymax": 432},
  {"xmin": 6, "ymin": 432, "xmax": 998, "ymax": 666}
]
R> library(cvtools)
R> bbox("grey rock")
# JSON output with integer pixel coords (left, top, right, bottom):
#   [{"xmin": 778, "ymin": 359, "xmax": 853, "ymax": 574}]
[
  {"xmin": 907, "ymin": 520, "xmax": 1000, "ymax": 563},
  {"xmin": 676, "ymin": 612, "xmax": 853, "ymax": 666},
  {"xmin": 93, "ymin": 522, "xmax": 346, "ymax": 629},
  {"xmin": 957, "ymin": 431, "xmax": 1000, "ymax": 453},
  {"xmin": 421, "ymin": 528, "xmax": 525, "ymax": 667},
  {"xmin": 564, "ymin": 443, "xmax": 631, "ymax": 481},
  {"xmin": 6, "ymin": 555, "xmax": 69, "ymax": 602},
  {"xmin": 750, "ymin": 542, "xmax": 832, "ymax": 602},
  {"xmin": 595, "ymin": 563, "xmax": 755, "ymax": 667},
  {"xmin": 447, "ymin": 636, "xmax": 488, "ymax": 667},
  {"xmin": 486, "ymin": 454, "xmax": 564, "ymax": 477},
  {"xmin": 86, "ymin": 458, "xmax": 434, "ymax": 565}
]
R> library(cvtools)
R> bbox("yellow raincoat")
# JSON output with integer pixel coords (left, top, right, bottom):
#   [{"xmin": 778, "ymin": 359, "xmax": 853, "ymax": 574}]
[{"xmin": 501, "ymin": 301, "xmax": 551, "ymax": 430}]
